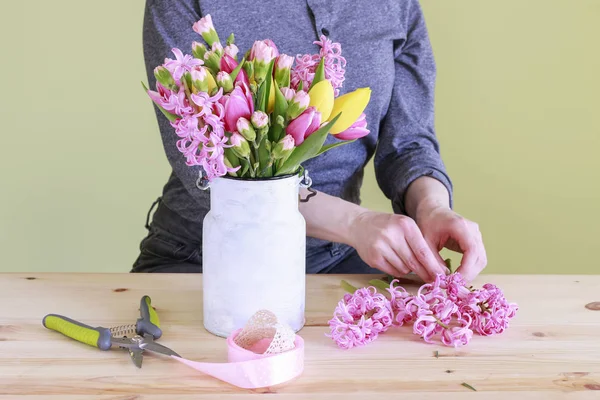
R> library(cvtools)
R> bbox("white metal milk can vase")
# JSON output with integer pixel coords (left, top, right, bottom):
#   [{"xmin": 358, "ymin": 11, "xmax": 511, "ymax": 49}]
[{"xmin": 200, "ymin": 172, "xmax": 309, "ymax": 337}]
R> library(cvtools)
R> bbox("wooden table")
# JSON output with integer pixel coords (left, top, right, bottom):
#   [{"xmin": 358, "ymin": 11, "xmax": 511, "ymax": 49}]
[{"xmin": 1, "ymin": 273, "xmax": 599, "ymax": 399}]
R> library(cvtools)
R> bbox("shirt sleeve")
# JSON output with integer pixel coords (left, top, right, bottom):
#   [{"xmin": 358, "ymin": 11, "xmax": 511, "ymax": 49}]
[
  {"xmin": 373, "ymin": 0, "xmax": 453, "ymax": 216},
  {"xmin": 142, "ymin": 0, "xmax": 206, "ymax": 202}
]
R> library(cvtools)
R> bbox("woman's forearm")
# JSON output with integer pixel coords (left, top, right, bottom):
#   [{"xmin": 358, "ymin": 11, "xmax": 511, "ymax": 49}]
[{"xmin": 298, "ymin": 188, "xmax": 367, "ymax": 246}]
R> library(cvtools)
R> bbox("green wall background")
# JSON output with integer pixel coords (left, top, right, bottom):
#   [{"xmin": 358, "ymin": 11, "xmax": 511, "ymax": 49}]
[{"xmin": 1, "ymin": 1, "xmax": 598, "ymax": 273}]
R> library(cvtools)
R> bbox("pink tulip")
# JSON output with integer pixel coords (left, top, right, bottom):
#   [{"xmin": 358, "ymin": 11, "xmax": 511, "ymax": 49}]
[
  {"xmin": 220, "ymin": 54, "xmax": 249, "ymax": 86},
  {"xmin": 335, "ymin": 113, "xmax": 370, "ymax": 140},
  {"xmin": 223, "ymin": 83, "xmax": 254, "ymax": 133},
  {"xmin": 286, "ymin": 106, "xmax": 321, "ymax": 146}
]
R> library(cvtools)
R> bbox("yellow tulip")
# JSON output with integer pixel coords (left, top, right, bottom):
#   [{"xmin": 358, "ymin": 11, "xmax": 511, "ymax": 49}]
[
  {"xmin": 308, "ymin": 79, "xmax": 334, "ymax": 121},
  {"xmin": 328, "ymin": 87, "xmax": 371, "ymax": 134}
]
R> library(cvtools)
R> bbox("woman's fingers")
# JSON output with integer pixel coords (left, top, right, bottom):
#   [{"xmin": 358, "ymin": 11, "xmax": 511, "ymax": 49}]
[
  {"xmin": 452, "ymin": 220, "xmax": 487, "ymax": 281},
  {"xmin": 379, "ymin": 246, "xmax": 411, "ymax": 276},
  {"xmin": 401, "ymin": 219, "xmax": 448, "ymax": 279}
]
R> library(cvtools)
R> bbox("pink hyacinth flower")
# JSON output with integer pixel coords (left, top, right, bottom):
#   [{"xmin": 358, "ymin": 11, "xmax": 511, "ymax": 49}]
[
  {"xmin": 327, "ymin": 286, "xmax": 393, "ymax": 349},
  {"xmin": 335, "ymin": 113, "xmax": 369, "ymax": 140},
  {"xmin": 286, "ymin": 107, "xmax": 321, "ymax": 146},
  {"xmin": 223, "ymin": 83, "xmax": 254, "ymax": 133},
  {"xmin": 291, "ymin": 35, "xmax": 346, "ymax": 96},
  {"xmin": 441, "ymin": 314, "xmax": 474, "ymax": 348},
  {"xmin": 163, "ymin": 48, "xmax": 203, "ymax": 83}
]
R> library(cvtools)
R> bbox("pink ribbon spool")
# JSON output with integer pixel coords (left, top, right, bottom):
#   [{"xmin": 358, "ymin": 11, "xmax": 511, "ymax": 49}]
[{"xmin": 172, "ymin": 312, "xmax": 304, "ymax": 389}]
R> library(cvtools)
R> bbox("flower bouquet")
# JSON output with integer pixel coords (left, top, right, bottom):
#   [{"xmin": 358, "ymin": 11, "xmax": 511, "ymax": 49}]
[
  {"xmin": 142, "ymin": 15, "xmax": 371, "ymax": 337},
  {"xmin": 143, "ymin": 14, "xmax": 370, "ymax": 182}
]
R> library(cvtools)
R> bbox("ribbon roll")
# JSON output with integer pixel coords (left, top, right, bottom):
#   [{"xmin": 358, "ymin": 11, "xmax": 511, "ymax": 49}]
[{"xmin": 171, "ymin": 310, "xmax": 304, "ymax": 389}]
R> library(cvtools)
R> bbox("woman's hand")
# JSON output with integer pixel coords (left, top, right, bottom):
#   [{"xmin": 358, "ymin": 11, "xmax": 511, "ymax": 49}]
[
  {"xmin": 348, "ymin": 211, "xmax": 449, "ymax": 282},
  {"xmin": 415, "ymin": 203, "xmax": 487, "ymax": 282}
]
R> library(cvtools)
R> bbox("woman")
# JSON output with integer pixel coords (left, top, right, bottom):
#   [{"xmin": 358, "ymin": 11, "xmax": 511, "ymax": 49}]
[{"xmin": 131, "ymin": 0, "xmax": 487, "ymax": 283}]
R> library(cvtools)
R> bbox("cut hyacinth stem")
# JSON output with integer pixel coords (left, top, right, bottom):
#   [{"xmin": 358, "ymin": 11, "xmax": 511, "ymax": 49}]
[{"xmin": 340, "ymin": 280, "xmax": 358, "ymax": 293}]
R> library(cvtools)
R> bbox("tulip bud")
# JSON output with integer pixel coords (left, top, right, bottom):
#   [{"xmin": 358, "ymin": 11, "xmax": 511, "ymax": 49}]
[
  {"xmin": 154, "ymin": 66, "xmax": 175, "ymax": 89},
  {"xmin": 229, "ymin": 133, "xmax": 251, "ymax": 158},
  {"xmin": 192, "ymin": 41, "xmax": 207, "ymax": 60},
  {"xmin": 216, "ymin": 71, "xmax": 233, "ymax": 93},
  {"xmin": 193, "ymin": 15, "xmax": 220, "ymax": 47},
  {"xmin": 274, "ymin": 54, "xmax": 294, "ymax": 88},
  {"xmin": 272, "ymin": 134, "xmax": 295, "ymax": 160},
  {"xmin": 286, "ymin": 107, "xmax": 321, "ymax": 146},
  {"xmin": 286, "ymin": 90, "xmax": 310, "ymax": 120},
  {"xmin": 236, "ymin": 117, "xmax": 256, "ymax": 141},
  {"xmin": 280, "ymin": 87, "xmax": 295, "ymax": 102},
  {"xmin": 191, "ymin": 67, "xmax": 209, "ymax": 92},
  {"xmin": 224, "ymin": 43, "xmax": 238, "ymax": 59}
]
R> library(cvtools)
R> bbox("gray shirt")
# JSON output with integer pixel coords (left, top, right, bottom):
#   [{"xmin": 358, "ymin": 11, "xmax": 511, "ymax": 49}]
[{"xmin": 142, "ymin": 0, "xmax": 453, "ymax": 261}]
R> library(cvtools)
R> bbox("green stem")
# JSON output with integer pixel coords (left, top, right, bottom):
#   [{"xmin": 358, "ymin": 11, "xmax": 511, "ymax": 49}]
[
  {"xmin": 445, "ymin": 258, "xmax": 453, "ymax": 273},
  {"xmin": 434, "ymin": 317, "xmax": 449, "ymax": 329},
  {"xmin": 340, "ymin": 280, "xmax": 358, "ymax": 293}
]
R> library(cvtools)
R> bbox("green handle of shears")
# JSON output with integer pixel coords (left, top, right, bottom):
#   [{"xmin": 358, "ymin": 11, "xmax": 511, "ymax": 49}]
[
  {"xmin": 42, "ymin": 314, "xmax": 112, "ymax": 350},
  {"xmin": 137, "ymin": 295, "xmax": 162, "ymax": 339}
]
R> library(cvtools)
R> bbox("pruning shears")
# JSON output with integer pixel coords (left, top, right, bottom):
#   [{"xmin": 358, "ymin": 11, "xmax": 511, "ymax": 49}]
[{"xmin": 42, "ymin": 295, "xmax": 180, "ymax": 368}]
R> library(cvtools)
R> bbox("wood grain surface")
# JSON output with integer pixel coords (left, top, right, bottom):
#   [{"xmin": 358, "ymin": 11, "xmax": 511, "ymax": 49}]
[{"xmin": 0, "ymin": 273, "xmax": 599, "ymax": 399}]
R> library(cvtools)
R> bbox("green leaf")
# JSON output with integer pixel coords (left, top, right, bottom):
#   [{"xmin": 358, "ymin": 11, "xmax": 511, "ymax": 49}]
[
  {"xmin": 461, "ymin": 383, "xmax": 477, "ymax": 391},
  {"xmin": 315, "ymin": 139, "xmax": 355, "ymax": 156},
  {"xmin": 269, "ymin": 81, "xmax": 289, "ymax": 142},
  {"xmin": 297, "ymin": 80, "xmax": 303, "ymax": 91},
  {"xmin": 257, "ymin": 138, "xmax": 272, "ymax": 177},
  {"xmin": 229, "ymin": 56, "xmax": 245, "ymax": 82},
  {"xmin": 309, "ymin": 57, "xmax": 326, "ymax": 91},
  {"xmin": 256, "ymin": 59, "xmax": 275, "ymax": 112},
  {"xmin": 226, "ymin": 33, "xmax": 235, "ymax": 46},
  {"xmin": 368, "ymin": 279, "xmax": 390, "ymax": 292},
  {"xmin": 141, "ymin": 81, "xmax": 178, "ymax": 122},
  {"xmin": 224, "ymin": 148, "xmax": 240, "ymax": 168},
  {"xmin": 340, "ymin": 280, "xmax": 357, "ymax": 293},
  {"xmin": 275, "ymin": 113, "xmax": 342, "ymax": 176},
  {"xmin": 239, "ymin": 157, "xmax": 250, "ymax": 177}
]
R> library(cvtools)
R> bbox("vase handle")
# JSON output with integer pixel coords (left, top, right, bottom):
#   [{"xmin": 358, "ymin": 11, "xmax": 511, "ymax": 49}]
[
  {"xmin": 298, "ymin": 169, "xmax": 316, "ymax": 203},
  {"xmin": 196, "ymin": 169, "xmax": 211, "ymax": 190}
]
